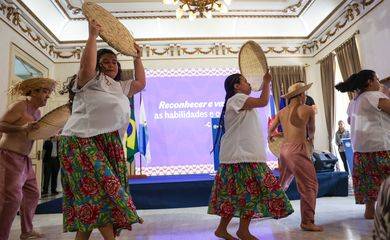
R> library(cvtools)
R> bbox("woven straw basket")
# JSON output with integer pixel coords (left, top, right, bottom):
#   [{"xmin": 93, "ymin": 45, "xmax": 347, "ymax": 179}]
[
  {"xmin": 28, "ymin": 104, "xmax": 71, "ymax": 140},
  {"xmin": 238, "ymin": 40, "xmax": 268, "ymax": 91},
  {"xmin": 82, "ymin": 2, "xmax": 137, "ymax": 57}
]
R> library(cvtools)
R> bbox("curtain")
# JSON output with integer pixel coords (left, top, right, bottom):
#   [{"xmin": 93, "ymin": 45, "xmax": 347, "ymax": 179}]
[
  {"xmin": 320, "ymin": 54, "xmax": 336, "ymax": 152},
  {"xmin": 270, "ymin": 66, "xmax": 307, "ymax": 111},
  {"xmin": 335, "ymin": 36, "xmax": 362, "ymax": 99}
]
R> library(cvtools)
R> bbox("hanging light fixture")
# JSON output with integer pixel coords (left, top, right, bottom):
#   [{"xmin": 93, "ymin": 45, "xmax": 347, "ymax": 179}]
[{"xmin": 163, "ymin": 0, "xmax": 231, "ymax": 19}]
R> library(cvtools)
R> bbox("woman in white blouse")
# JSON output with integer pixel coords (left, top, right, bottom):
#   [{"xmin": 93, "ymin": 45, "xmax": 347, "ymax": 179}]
[
  {"xmin": 59, "ymin": 20, "xmax": 145, "ymax": 239},
  {"xmin": 335, "ymin": 70, "xmax": 390, "ymax": 219}
]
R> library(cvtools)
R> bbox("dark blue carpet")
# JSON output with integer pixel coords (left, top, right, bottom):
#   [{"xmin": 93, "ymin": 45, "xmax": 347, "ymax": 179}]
[{"xmin": 35, "ymin": 171, "xmax": 348, "ymax": 214}]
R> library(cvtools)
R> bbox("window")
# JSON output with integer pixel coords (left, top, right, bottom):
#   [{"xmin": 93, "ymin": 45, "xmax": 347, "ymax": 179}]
[
  {"xmin": 13, "ymin": 56, "xmax": 44, "ymax": 80},
  {"xmin": 9, "ymin": 43, "xmax": 48, "ymax": 83},
  {"xmin": 8, "ymin": 44, "xmax": 49, "ymax": 104},
  {"xmin": 334, "ymin": 57, "xmax": 350, "ymax": 127}
]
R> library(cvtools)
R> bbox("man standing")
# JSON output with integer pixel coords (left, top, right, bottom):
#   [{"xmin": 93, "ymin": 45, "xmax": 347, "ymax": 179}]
[
  {"xmin": 0, "ymin": 77, "xmax": 55, "ymax": 240},
  {"xmin": 42, "ymin": 136, "xmax": 60, "ymax": 196},
  {"xmin": 269, "ymin": 82, "xmax": 323, "ymax": 231}
]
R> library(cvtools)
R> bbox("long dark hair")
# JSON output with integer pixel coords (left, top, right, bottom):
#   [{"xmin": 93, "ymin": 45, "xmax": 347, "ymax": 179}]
[
  {"xmin": 59, "ymin": 75, "xmax": 76, "ymax": 112},
  {"xmin": 211, "ymin": 73, "xmax": 242, "ymax": 153},
  {"xmin": 96, "ymin": 48, "xmax": 122, "ymax": 81},
  {"xmin": 335, "ymin": 70, "xmax": 376, "ymax": 93}
]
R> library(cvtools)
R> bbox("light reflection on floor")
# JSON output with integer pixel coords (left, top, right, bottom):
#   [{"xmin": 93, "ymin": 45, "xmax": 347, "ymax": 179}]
[{"xmin": 9, "ymin": 196, "xmax": 373, "ymax": 240}]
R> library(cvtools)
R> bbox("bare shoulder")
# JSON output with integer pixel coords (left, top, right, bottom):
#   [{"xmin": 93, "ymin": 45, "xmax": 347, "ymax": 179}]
[
  {"xmin": 7, "ymin": 101, "xmax": 27, "ymax": 114},
  {"xmin": 279, "ymin": 107, "xmax": 287, "ymax": 116},
  {"xmin": 0, "ymin": 100, "xmax": 25, "ymax": 122},
  {"xmin": 299, "ymin": 105, "xmax": 314, "ymax": 113}
]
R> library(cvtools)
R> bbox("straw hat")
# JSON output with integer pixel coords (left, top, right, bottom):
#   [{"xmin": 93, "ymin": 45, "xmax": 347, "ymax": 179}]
[
  {"xmin": 8, "ymin": 77, "xmax": 56, "ymax": 96},
  {"xmin": 238, "ymin": 40, "xmax": 268, "ymax": 91},
  {"xmin": 281, "ymin": 82, "xmax": 313, "ymax": 99},
  {"xmin": 28, "ymin": 104, "xmax": 71, "ymax": 140},
  {"xmin": 82, "ymin": 2, "xmax": 137, "ymax": 57},
  {"xmin": 268, "ymin": 135, "xmax": 314, "ymax": 158}
]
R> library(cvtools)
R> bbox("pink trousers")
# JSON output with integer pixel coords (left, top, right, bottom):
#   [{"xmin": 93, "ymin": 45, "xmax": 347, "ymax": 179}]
[
  {"xmin": 0, "ymin": 149, "xmax": 39, "ymax": 240},
  {"xmin": 279, "ymin": 142, "xmax": 318, "ymax": 224}
]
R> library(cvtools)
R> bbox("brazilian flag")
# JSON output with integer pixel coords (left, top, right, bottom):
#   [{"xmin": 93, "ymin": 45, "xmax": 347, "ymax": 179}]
[{"xmin": 126, "ymin": 96, "xmax": 138, "ymax": 163}]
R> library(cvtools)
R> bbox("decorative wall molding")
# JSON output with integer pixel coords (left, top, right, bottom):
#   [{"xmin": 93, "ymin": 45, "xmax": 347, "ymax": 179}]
[
  {"xmin": 0, "ymin": 0, "xmax": 306, "ymax": 62},
  {"xmin": 61, "ymin": 0, "xmax": 312, "ymax": 19},
  {"xmin": 0, "ymin": 0, "xmax": 383, "ymax": 62},
  {"xmin": 1, "ymin": 3, "xmax": 51, "ymax": 56},
  {"xmin": 301, "ymin": 0, "xmax": 380, "ymax": 54}
]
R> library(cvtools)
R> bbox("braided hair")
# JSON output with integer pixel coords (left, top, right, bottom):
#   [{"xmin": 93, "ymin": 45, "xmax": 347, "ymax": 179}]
[{"xmin": 211, "ymin": 73, "xmax": 242, "ymax": 153}]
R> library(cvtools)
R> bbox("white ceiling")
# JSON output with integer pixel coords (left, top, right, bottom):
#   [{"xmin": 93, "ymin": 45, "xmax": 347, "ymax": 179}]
[
  {"xmin": 16, "ymin": 0, "xmax": 346, "ymax": 43},
  {"xmin": 65, "ymin": 0, "xmax": 309, "ymax": 15}
]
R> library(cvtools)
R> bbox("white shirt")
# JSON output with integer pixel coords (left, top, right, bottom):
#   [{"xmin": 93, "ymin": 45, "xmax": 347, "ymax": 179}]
[
  {"xmin": 51, "ymin": 140, "xmax": 57, "ymax": 157},
  {"xmin": 347, "ymin": 91, "xmax": 390, "ymax": 152},
  {"xmin": 62, "ymin": 73, "xmax": 133, "ymax": 138},
  {"xmin": 219, "ymin": 93, "xmax": 267, "ymax": 164}
]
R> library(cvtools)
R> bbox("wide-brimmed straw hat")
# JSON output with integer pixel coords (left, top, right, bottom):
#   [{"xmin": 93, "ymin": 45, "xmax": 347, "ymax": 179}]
[
  {"xmin": 28, "ymin": 104, "xmax": 71, "ymax": 140},
  {"xmin": 82, "ymin": 2, "xmax": 137, "ymax": 57},
  {"xmin": 238, "ymin": 40, "xmax": 268, "ymax": 91},
  {"xmin": 281, "ymin": 82, "xmax": 313, "ymax": 99},
  {"xmin": 8, "ymin": 77, "xmax": 56, "ymax": 96}
]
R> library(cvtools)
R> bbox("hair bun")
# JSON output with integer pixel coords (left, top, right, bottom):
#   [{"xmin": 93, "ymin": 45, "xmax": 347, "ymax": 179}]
[{"xmin": 348, "ymin": 73, "xmax": 359, "ymax": 82}]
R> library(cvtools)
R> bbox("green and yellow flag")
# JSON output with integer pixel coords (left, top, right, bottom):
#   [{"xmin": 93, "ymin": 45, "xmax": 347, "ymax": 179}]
[{"xmin": 126, "ymin": 96, "xmax": 138, "ymax": 163}]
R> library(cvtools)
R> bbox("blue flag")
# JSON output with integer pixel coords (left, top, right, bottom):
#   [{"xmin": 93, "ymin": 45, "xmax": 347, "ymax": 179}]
[{"xmin": 138, "ymin": 96, "xmax": 151, "ymax": 162}]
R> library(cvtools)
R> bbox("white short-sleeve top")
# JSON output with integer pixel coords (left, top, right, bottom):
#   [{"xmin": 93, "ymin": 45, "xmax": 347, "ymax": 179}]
[
  {"xmin": 61, "ymin": 73, "xmax": 133, "ymax": 138},
  {"xmin": 347, "ymin": 91, "xmax": 390, "ymax": 152},
  {"xmin": 219, "ymin": 93, "xmax": 267, "ymax": 164}
]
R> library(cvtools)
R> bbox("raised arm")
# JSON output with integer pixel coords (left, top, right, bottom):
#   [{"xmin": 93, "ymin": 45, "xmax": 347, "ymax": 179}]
[
  {"xmin": 128, "ymin": 44, "xmax": 146, "ymax": 97},
  {"xmin": 77, "ymin": 20, "xmax": 101, "ymax": 88},
  {"xmin": 241, "ymin": 71, "xmax": 272, "ymax": 110}
]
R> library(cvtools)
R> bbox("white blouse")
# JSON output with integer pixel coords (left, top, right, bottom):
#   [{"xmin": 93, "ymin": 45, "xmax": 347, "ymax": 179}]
[
  {"xmin": 347, "ymin": 91, "xmax": 390, "ymax": 152},
  {"xmin": 219, "ymin": 93, "xmax": 267, "ymax": 164},
  {"xmin": 61, "ymin": 73, "xmax": 133, "ymax": 138}
]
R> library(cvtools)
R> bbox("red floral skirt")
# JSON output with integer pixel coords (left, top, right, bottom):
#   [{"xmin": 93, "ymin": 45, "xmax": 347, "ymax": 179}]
[
  {"xmin": 208, "ymin": 162, "xmax": 294, "ymax": 219},
  {"xmin": 59, "ymin": 131, "xmax": 142, "ymax": 235},
  {"xmin": 353, "ymin": 150, "xmax": 390, "ymax": 204}
]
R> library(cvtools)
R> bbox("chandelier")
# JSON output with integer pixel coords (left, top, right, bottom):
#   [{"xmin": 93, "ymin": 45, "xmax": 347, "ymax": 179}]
[{"xmin": 163, "ymin": 0, "xmax": 231, "ymax": 20}]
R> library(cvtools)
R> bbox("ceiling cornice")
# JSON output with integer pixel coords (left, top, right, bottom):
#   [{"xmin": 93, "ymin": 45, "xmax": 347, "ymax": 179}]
[
  {"xmin": 0, "ymin": 0, "xmax": 383, "ymax": 62},
  {"xmin": 59, "ymin": 0, "xmax": 313, "ymax": 20}
]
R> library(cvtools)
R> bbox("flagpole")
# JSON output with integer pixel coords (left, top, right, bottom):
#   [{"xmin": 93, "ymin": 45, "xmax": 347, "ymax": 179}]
[{"xmin": 137, "ymin": 91, "xmax": 147, "ymax": 178}]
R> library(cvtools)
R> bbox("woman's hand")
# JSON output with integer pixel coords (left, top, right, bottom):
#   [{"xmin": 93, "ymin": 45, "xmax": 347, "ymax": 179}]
[
  {"xmin": 21, "ymin": 121, "xmax": 39, "ymax": 132},
  {"xmin": 89, "ymin": 20, "xmax": 102, "ymax": 39},
  {"xmin": 263, "ymin": 70, "xmax": 272, "ymax": 83},
  {"xmin": 134, "ymin": 43, "xmax": 142, "ymax": 59}
]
